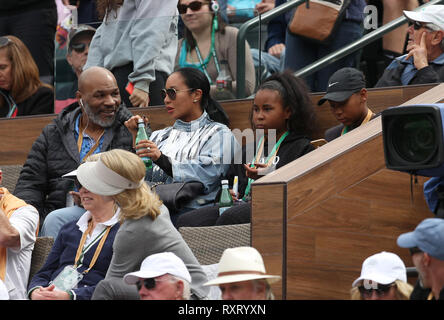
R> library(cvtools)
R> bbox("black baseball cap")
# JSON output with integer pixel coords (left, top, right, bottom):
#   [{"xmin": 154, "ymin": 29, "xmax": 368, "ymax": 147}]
[{"xmin": 318, "ymin": 68, "xmax": 366, "ymax": 106}]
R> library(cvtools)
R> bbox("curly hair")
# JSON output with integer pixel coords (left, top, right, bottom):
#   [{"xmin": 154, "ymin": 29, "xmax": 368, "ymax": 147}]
[
  {"xmin": 96, "ymin": 0, "xmax": 124, "ymax": 21},
  {"xmin": 254, "ymin": 70, "xmax": 317, "ymax": 138}
]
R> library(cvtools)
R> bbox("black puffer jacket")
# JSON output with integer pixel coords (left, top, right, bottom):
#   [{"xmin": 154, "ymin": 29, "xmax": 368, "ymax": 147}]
[{"xmin": 14, "ymin": 102, "xmax": 134, "ymax": 220}]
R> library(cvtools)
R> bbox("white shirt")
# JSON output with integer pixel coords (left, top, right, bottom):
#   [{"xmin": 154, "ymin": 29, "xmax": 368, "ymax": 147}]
[
  {"xmin": 4, "ymin": 205, "xmax": 39, "ymax": 300},
  {"xmin": 76, "ymin": 208, "xmax": 120, "ymax": 248}
]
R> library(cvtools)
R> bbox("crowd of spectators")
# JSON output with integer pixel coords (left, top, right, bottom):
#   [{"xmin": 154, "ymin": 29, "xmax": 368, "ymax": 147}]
[{"xmin": 1, "ymin": 0, "xmax": 444, "ymax": 301}]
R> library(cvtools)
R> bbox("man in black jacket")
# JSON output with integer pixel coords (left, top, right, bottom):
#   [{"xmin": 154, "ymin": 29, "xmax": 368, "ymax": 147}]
[
  {"xmin": 375, "ymin": 5, "xmax": 444, "ymax": 88},
  {"xmin": 14, "ymin": 67, "xmax": 134, "ymax": 231}
]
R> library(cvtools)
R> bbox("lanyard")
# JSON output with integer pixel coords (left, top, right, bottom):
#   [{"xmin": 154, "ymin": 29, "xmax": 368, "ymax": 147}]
[
  {"xmin": 74, "ymin": 219, "xmax": 111, "ymax": 274},
  {"xmin": 194, "ymin": 17, "xmax": 220, "ymax": 85},
  {"xmin": 341, "ymin": 109, "xmax": 374, "ymax": 136},
  {"xmin": 243, "ymin": 131, "xmax": 289, "ymax": 200},
  {"xmin": 0, "ymin": 91, "xmax": 17, "ymax": 118},
  {"xmin": 77, "ymin": 117, "xmax": 105, "ymax": 162}
]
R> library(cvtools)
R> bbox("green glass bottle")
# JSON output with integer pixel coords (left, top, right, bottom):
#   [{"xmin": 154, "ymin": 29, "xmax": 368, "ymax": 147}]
[
  {"xmin": 218, "ymin": 180, "xmax": 233, "ymax": 215},
  {"xmin": 135, "ymin": 118, "xmax": 152, "ymax": 169}
]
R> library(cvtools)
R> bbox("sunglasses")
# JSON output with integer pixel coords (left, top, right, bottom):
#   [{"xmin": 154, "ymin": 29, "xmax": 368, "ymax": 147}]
[
  {"xmin": 358, "ymin": 283, "xmax": 395, "ymax": 299},
  {"xmin": 136, "ymin": 278, "xmax": 172, "ymax": 291},
  {"xmin": 161, "ymin": 88, "xmax": 195, "ymax": 100},
  {"xmin": 410, "ymin": 21, "xmax": 435, "ymax": 31},
  {"xmin": 409, "ymin": 247, "xmax": 423, "ymax": 256},
  {"xmin": 74, "ymin": 178, "xmax": 83, "ymax": 191},
  {"xmin": 70, "ymin": 42, "xmax": 89, "ymax": 53},
  {"xmin": 178, "ymin": 1, "xmax": 209, "ymax": 14},
  {"xmin": 0, "ymin": 36, "xmax": 11, "ymax": 48}
]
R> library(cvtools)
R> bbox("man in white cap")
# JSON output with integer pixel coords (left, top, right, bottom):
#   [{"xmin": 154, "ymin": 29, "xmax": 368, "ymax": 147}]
[
  {"xmin": 397, "ymin": 218, "xmax": 444, "ymax": 300},
  {"xmin": 376, "ymin": 4, "xmax": 444, "ymax": 87},
  {"xmin": 351, "ymin": 251, "xmax": 413, "ymax": 300},
  {"xmin": 124, "ymin": 252, "xmax": 191, "ymax": 300},
  {"xmin": 204, "ymin": 246, "xmax": 281, "ymax": 300}
]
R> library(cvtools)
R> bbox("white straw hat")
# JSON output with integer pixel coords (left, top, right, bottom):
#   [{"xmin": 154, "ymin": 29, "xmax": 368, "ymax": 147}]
[
  {"xmin": 204, "ymin": 247, "xmax": 281, "ymax": 286},
  {"xmin": 352, "ymin": 251, "xmax": 407, "ymax": 287}
]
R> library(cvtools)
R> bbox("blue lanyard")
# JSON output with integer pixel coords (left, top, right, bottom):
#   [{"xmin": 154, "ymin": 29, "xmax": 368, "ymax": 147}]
[{"xmin": 192, "ymin": 17, "xmax": 220, "ymax": 85}]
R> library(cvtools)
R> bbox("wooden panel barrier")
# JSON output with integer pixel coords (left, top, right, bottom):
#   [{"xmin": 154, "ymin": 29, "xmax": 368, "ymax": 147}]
[
  {"xmin": 251, "ymin": 83, "xmax": 444, "ymax": 299},
  {"xmin": 0, "ymin": 83, "xmax": 437, "ymax": 166}
]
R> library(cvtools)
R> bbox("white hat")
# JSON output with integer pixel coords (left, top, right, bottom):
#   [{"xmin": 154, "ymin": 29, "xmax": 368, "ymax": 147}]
[
  {"xmin": 352, "ymin": 251, "xmax": 407, "ymax": 287},
  {"xmin": 124, "ymin": 252, "xmax": 192, "ymax": 285},
  {"xmin": 403, "ymin": 5, "xmax": 444, "ymax": 31},
  {"xmin": 75, "ymin": 158, "xmax": 143, "ymax": 196},
  {"xmin": 204, "ymin": 247, "xmax": 281, "ymax": 286}
]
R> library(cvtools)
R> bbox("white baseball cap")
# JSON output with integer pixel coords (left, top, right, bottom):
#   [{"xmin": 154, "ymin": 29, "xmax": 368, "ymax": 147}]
[
  {"xmin": 352, "ymin": 251, "xmax": 407, "ymax": 287},
  {"xmin": 204, "ymin": 247, "xmax": 281, "ymax": 286},
  {"xmin": 404, "ymin": 5, "xmax": 444, "ymax": 31},
  {"xmin": 124, "ymin": 252, "xmax": 192, "ymax": 285}
]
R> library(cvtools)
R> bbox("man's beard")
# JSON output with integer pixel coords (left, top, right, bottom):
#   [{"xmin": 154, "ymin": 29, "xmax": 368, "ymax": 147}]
[{"xmin": 82, "ymin": 100, "xmax": 117, "ymax": 128}]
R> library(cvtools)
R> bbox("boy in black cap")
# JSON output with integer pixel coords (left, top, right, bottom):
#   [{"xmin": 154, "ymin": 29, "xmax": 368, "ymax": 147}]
[{"xmin": 318, "ymin": 67, "xmax": 376, "ymax": 142}]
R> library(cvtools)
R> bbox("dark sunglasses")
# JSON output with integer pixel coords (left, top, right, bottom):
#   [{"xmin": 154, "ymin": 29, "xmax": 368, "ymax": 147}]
[
  {"xmin": 409, "ymin": 247, "xmax": 423, "ymax": 256},
  {"xmin": 410, "ymin": 21, "xmax": 434, "ymax": 31},
  {"xmin": 74, "ymin": 178, "xmax": 83, "ymax": 191},
  {"xmin": 161, "ymin": 88, "xmax": 194, "ymax": 100},
  {"xmin": 0, "ymin": 36, "xmax": 11, "ymax": 48},
  {"xmin": 358, "ymin": 283, "xmax": 395, "ymax": 299},
  {"xmin": 136, "ymin": 278, "xmax": 157, "ymax": 291},
  {"xmin": 70, "ymin": 42, "xmax": 89, "ymax": 53},
  {"xmin": 178, "ymin": 1, "xmax": 208, "ymax": 14}
]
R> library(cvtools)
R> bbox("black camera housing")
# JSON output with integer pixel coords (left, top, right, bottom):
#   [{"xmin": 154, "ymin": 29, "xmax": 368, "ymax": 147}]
[{"xmin": 381, "ymin": 104, "xmax": 444, "ymax": 176}]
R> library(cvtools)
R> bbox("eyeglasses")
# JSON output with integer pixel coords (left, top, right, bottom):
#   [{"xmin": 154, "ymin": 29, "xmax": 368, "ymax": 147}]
[
  {"xmin": 136, "ymin": 278, "xmax": 172, "ymax": 291},
  {"xmin": 0, "ymin": 36, "xmax": 11, "ymax": 48},
  {"xmin": 409, "ymin": 247, "xmax": 423, "ymax": 256},
  {"xmin": 178, "ymin": 1, "xmax": 209, "ymax": 14},
  {"xmin": 70, "ymin": 42, "xmax": 89, "ymax": 53},
  {"xmin": 410, "ymin": 21, "xmax": 436, "ymax": 31},
  {"xmin": 358, "ymin": 283, "xmax": 395, "ymax": 299},
  {"xmin": 161, "ymin": 88, "xmax": 195, "ymax": 100}
]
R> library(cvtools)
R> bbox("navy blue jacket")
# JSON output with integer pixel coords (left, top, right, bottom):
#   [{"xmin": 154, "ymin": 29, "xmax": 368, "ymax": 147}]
[{"xmin": 28, "ymin": 220, "xmax": 120, "ymax": 300}]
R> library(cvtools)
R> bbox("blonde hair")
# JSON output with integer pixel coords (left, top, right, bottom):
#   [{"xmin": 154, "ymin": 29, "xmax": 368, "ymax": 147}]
[
  {"xmin": 350, "ymin": 279, "xmax": 413, "ymax": 300},
  {"xmin": 98, "ymin": 149, "xmax": 162, "ymax": 222}
]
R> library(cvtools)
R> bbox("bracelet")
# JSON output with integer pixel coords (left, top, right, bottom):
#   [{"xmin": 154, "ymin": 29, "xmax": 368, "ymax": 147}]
[{"xmin": 66, "ymin": 290, "xmax": 74, "ymax": 300}]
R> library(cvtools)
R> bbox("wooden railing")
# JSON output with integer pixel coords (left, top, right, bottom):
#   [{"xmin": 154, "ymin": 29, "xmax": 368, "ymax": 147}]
[
  {"xmin": 0, "ymin": 83, "xmax": 437, "ymax": 166},
  {"xmin": 251, "ymin": 83, "xmax": 444, "ymax": 299}
]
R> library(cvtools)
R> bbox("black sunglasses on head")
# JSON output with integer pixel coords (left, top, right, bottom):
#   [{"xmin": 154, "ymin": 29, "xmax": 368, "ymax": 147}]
[
  {"xmin": 178, "ymin": 1, "xmax": 209, "ymax": 14},
  {"xmin": 0, "ymin": 36, "xmax": 11, "ymax": 48},
  {"xmin": 70, "ymin": 42, "xmax": 89, "ymax": 53},
  {"xmin": 161, "ymin": 88, "xmax": 195, "ymax": 100},
  {"xmin": 358, "ymin": 283, "xmax": 395, "ymax": 299},
  {"xmin": 136, "ymin": 278, "xmax": 157, "ymax": 291}
]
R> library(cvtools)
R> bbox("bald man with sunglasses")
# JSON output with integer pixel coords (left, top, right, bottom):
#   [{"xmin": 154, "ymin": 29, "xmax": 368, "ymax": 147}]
[{"xmin": 376, "ymin": 5, "xmax": 444, "ymax": 88}]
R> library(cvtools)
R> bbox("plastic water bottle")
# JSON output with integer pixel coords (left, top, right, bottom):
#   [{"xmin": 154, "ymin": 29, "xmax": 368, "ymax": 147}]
[
  {"xmin": 216, "ymin": 60, "xmax": 232, "ymax": 93},
  {"xmin": 218, "ymin": 180, "xmax": 233, "ymax": 215},
  {"xmin": 135, "ymin": 118, "xmax": 153, "ymax": 169}
]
